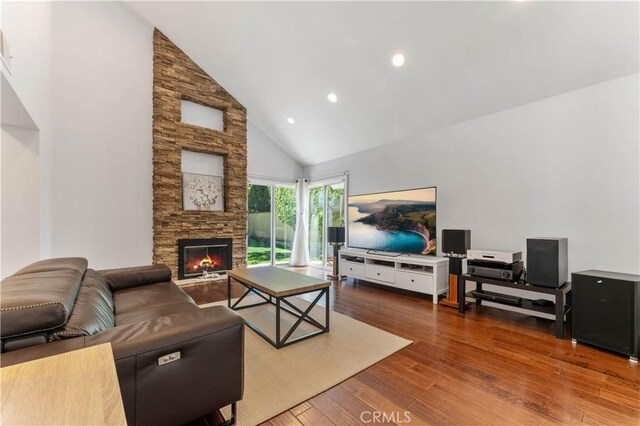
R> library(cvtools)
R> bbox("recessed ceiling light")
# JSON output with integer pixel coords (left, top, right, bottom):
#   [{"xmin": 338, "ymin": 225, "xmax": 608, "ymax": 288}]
[
  {"xmin": 327, "ymin": 93, "xmax": 338, "ymax": 103},
  {"xmin": 392, "ymin": 53, "xmax": 405, "ymax": 67},
  {"xmin": 287, "ymin": 117, "xmax": 295, "ymax": 124}
]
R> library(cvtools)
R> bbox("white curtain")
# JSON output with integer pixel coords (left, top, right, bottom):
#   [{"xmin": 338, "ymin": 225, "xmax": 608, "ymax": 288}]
[{"xmin": 290, "ymin": 179, "xmax": 310, "ymax": 266}]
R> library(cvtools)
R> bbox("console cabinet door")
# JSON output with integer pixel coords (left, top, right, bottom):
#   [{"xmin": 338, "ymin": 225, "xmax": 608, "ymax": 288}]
[
  {"xmin": 341, "ymin": 261, "xmax": 365, "ymax": 277},
  {"xmin": 396, "ymin": 271, "xmax": 433, "ymax": 293},
  {"xmin": 366, "ymin": 265, "xmax": 395, "ymax": 283}
]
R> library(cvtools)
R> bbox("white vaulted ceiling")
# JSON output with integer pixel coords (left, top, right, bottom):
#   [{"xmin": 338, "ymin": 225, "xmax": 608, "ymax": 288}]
[{"xmin": 124, "ymin": 1, "xmax": 639, "ymax": 165}]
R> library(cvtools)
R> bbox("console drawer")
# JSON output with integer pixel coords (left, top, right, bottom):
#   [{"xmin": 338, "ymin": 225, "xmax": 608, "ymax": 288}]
[
  {"xmin": 341, "ymin": 261, "xmax": 365, "ymax": 277},
  {"xmin": 366, "ymin": 265, "xmax": 395, "ymax": 283},
  {"xmin": 396, "ymin": 270, "xmax": 433, "ymax": 293}
]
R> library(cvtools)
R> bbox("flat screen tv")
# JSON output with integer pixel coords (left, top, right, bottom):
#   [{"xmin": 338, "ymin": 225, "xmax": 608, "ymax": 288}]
[{"xmin": 348, "ymin": 187, "xmax": 436, "ymax": 255}]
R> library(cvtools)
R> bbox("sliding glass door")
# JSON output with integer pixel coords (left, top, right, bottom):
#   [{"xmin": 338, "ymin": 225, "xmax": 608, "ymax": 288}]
[
  {"xmin": 308, "ymin": 186, "xmax": 324, "ymax": 264},
  {"xmin": 247, "ymin": 182, "xmax": 296, "ymax": 266},
  {"xmin": 325, "ymin": 182, "xmax": 345, "ymax": 267},
  {"xmin": 308, "ymin": 180, "xmax": 346, "ymax": 268},
  {"xmin": 247, "ymin": 184, "xmax": 272, "ymax": 266},
  {"xmin": 274, "ymin": 186, "xmax": 296, "ymax": 264}
]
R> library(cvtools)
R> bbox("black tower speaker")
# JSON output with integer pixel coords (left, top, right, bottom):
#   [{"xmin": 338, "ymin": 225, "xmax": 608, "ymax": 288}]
[
  {"xmin": 526, "ymin": 238, "xmax": 568, "ymax": 288},
  {"xmin": 572, "ymin": 270, "xmax": 640, "ymax": 360},
  {"xmin": 442, "ymin": 229, "xmax": 471, "ymax": 257}
]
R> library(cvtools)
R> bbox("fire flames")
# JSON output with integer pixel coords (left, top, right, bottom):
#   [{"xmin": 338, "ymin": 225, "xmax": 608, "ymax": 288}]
[{"xmin": 191, "ymin": 255, "xmax": 217, "ymax": 271}]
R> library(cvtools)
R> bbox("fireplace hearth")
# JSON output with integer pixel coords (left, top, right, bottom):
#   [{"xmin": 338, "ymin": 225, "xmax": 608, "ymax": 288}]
[{"xmin": 178, "ymin": 238, "xmax": 233, "ymax": 280}]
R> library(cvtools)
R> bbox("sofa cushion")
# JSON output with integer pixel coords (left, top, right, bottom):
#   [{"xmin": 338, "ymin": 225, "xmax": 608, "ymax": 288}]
[
  {"xmin": 12, "ymin": 257, "xmax": 88, "ymax": 276},
  {"xmin": 113, "ymin": 281, "xmax": 197, "ymax": 326},
  {"xmin": 1, "ymin": 269, "xmax": 83, "ymax": 338},
  {"xmin": 50, "ymin": 269, "xmax": 115, "ymax": 340},
  {"xmin": 115, "ymin": 301, "xmax": 199, "ymax": 325},
  {"xmin": 101, "ymin": 264, "xmax": 172, "ymax": 292},
  {"xmin": 81, "ymin": 268, "xmax": 115, "ymax": 304}
]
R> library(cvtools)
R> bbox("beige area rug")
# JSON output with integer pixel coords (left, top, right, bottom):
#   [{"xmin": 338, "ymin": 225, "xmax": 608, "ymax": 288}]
[{"xmin": 200, "ymin": 294, "xmax": 412, "ymax": 426}]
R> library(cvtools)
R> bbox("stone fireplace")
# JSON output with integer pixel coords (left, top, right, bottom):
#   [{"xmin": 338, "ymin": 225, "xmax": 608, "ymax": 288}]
[
  {"xmin": 178, "ymin": 238, "xmax": 232, "ymax": 280},
  {"xmin": 152, "ymin": 30, "xmax": 248, "ymax": 278}
]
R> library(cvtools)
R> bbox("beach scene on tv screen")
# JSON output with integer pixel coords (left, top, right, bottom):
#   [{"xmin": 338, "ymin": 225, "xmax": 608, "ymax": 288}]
[{"xmin": 348, "ymin": 187, "xmax": 437, "ymax": 255}]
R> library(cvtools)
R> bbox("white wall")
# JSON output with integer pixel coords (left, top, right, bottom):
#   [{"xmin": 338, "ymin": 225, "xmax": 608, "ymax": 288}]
[
  {"xmin": 1, "ymin": 2, "xmax": 303, "ymax": 271},
  {"xmin": 248, "ymin": 121, "xmax": 304, "ymax": 181},
  {"xmin": 180, "ymin": 100, "xmax": 224, "ymax": 131},
  {"xmin": 1, "ymin": 125, "xmax": 40, "ymax": 278},
  {"xmin": 46, "ymin": 2, "xmax": 154, "ymax": 269},
  {"xmin": 1, "ymin": 1, "xmax": 52, "ymax": 264},
  {"xmin": 0, "ymin": 1, "xmax": 52, "ymax": 129},
  {"xmin": 307, "ymin": 74, "xmax": 640, "ymax": 275},
  {"xmin": 2, "ymin": 1, "xmax": 154, "ymax": 271},
  {"xmin": 181, "ymin": 150, "xmax": 225, "ymax": 177}
]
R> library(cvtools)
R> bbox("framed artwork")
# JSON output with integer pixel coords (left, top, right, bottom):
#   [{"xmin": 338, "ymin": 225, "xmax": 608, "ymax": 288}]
[{"xmin": 182, "ymin": 172, "xmax": 223, "ymax": 211}]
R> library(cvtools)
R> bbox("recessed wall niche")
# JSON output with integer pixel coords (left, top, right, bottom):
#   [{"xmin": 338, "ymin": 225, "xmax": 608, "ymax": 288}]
[
  {"xmin": 180, "ymin": 100, "xmax": 224, "ymax": 132},
  {"xmin": 153, "ymin": 29, "xmax": 247, "ymax": 278},
  {"xmin": 181, "ymin": 150, "xmax": 225, "ymax": 212}
]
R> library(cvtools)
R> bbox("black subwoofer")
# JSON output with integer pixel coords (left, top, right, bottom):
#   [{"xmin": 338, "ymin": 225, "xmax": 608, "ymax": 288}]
[
  {"xmin": 572, "ymin": 270, "xmax": 640, "ymax": 361},
  {"xmin": 526, "ymin": 238, "xmax": 568, "ymax": 288}
]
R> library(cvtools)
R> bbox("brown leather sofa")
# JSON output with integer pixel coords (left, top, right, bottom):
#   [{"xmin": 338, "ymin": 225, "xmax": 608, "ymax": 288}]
[{"xmin": 1, "ymin": 257, "xmax": 244, "ymax": 426}]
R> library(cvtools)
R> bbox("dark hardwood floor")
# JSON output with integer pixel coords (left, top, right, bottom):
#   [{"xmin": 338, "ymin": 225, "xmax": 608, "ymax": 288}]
[{"xmin": 183, "ymin": 267, "xmax": 640, "ymax": 425}]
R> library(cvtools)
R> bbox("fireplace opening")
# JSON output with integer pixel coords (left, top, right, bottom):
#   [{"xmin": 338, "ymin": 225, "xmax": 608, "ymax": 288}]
[{"xmin": 178, "ymin": 238, "xmax": 232, "ymax": 280}]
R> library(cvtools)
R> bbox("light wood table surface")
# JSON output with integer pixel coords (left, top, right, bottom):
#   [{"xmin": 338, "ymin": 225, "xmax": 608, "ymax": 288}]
[
  {"xmin": 1, "ymin": 343, "xmax": 127, "ymax": 425},
  {"xmin": 227, "ymin": 266, "xmax": 330, "ymax": 297}
]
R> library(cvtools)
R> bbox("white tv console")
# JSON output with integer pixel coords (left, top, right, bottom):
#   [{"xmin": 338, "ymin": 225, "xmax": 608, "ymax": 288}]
[{"xmin": 339, "ymin": 248, "xmax": 449, "ymax": 304}]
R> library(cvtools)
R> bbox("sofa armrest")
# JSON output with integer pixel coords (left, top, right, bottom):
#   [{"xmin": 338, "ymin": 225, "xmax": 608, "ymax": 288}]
[
  {"xmin": 1, "ymin": 307, "xmax": 244, "ymax": 426},
  {"xmin": 98, "ymin": 264, "xmax": 172, "ymax": 291},
  {"xmin": 86, "ymin": 306, "xmax": 244, "ymax": 426}
]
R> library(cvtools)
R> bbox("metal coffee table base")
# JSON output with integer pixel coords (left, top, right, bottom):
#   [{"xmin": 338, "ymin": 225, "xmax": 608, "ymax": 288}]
[{"xmin": 228, "ymin": 277, "xmax": 330, "ymax": 349}]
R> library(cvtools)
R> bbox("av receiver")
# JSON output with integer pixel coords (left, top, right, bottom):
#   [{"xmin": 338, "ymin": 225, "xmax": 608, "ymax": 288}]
[
  {"xmin": 467, "ymin": 249, "xmax": 522, "ymax": 264},
  {"xmin": 468, "ymin": 259, "xmax": 524, "ymax": 281}
]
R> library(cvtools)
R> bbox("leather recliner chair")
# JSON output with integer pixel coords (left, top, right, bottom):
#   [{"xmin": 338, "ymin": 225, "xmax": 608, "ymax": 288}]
[{"xmin": 1, "ymin": 257, "xmax": 244, "ymax": 426}]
